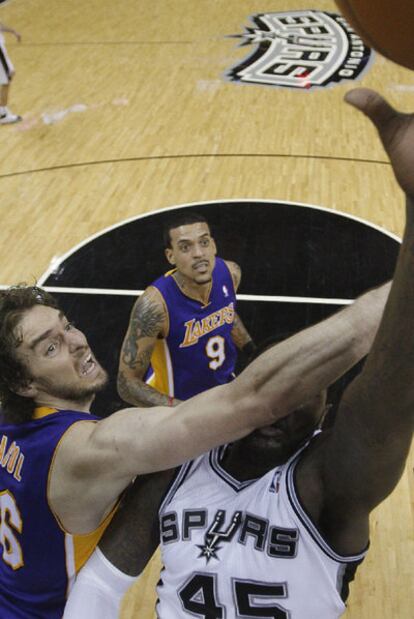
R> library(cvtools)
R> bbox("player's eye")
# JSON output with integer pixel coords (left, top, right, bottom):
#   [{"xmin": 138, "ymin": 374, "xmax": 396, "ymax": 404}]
[
  {"xmin": 64, "ymin": 321, "xmax": 75, "ymax": 331},
  {"xmin": 45, "ymin": 342, "xmax": 58, "ymax": 356}
]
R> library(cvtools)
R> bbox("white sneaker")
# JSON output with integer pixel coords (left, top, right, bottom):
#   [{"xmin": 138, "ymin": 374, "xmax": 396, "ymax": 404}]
[{"xmin": 0, "ymin": 110, "xmax": 22, "ymax": 125}]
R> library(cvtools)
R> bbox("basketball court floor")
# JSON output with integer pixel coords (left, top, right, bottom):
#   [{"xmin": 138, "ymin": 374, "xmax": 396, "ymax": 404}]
[{"xmin": 0, "ymin": 1, "xmax": 412, "ymax": 617}]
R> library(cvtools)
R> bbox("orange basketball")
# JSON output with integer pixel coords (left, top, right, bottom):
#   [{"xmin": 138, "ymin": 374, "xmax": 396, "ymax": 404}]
[{"xmin": 335, "ymin": 1, "xmax": 414, "ymax": 70}]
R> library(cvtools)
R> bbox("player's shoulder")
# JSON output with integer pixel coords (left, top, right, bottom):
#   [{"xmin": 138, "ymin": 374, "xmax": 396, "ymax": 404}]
[
  {"xmin": 144, "ymin": 284, "xmax": 166, "ymax": 301},
  {"xmin": 222, "ymin": 259, "xmax": 241, "ymax": 289},
  {"xmin": 48, "ymin": 417, "xmax": 99, "ymax": 484},
  {"xmin": 148, "ymin": 269, "xmax": 179, "ymax": 296},
  {"xmin": 132, "ymin": 285, "xmax": 167, "ymax": 316},
  {"xmin": 124, "ymin": 287, "xmax": 168, "ymax": 340}
]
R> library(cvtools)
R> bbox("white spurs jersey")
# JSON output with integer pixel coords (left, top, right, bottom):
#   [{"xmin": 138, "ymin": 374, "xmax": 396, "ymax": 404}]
[{"xmin": 156, "ymin": 444, "xmax": 366, "ymax": 619}]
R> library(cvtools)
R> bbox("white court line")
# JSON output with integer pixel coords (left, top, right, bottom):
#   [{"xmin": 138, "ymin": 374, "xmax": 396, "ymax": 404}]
[
  {"xmin": 237, "ymin": 294, "xmax": 352, "ymax": 305},
  {"xmin": 37, "ymin": 199, "xmax": 401, "ymax": 284},
  {"xmin": 1, "ymin": 200, "xmax": 397, "ymax": 306},
  {"xmin": 0, "ymin": 284, "xmax": 353, "ymax": 305}
]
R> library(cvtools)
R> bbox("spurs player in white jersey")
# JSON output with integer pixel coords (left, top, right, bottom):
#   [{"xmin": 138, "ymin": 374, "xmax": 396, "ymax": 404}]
[
  {"xmin": 64, "ymin": 89, "xmax": 414, "ymax": 619},
  {"xmin": 157, "ymin": 397, "xmax": 358, "ymax": 619}
]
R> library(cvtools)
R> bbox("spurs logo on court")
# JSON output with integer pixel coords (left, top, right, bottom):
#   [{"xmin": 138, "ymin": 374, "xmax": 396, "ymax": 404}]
[
  {"xmin": 227, "ymin": 11, "xmax": 372, "ymax": 90},
  {"xmin": 196, "ymin": 510, "xmax": 242, "ymax": 563}
]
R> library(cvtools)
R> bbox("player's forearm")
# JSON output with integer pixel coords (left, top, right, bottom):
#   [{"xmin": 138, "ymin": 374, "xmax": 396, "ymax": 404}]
[
  {"xmin": 83, "ymin": 284, "xmax": 390, "ymax": 483},
  {"xmin": 117, "ymin": 370, "xmax": 179, "ymax": 407},
  {"xmin": 231, "ymin": 313, "xmax": 255, "ymax": 350},
  {"xmin": 325, "ymin": 201, "xmax": 414, "ymax": 509},
  {"xmin": 86, "ymin": 386, "xmax": 248, "ymax": 481},
  {"xmin": 233, "ymin": 282, "xmax": 390, "ymax": 419},
  {"xmin": 98, "ymin": 470, "xmax": 172, "ymax": 575},
  {"xmin": 105, "ymin": 284, "xmax": 389, "ymax": 479},
  {"xmin": 348, "ymin": 199, "xmax": 414, "ymax": 422}
]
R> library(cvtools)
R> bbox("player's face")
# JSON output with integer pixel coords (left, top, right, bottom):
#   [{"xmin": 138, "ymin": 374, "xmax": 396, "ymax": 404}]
[
  {"xmin": 13, "ymin": 305, "xmax": 108, "ymax": 409},
  {"xmin": 165, "ymin": 223, "xmax": 217, "ymax": 285},
  {"xmin": 241, "ymin": 392, "xmax": 327, "ymax": 465}
]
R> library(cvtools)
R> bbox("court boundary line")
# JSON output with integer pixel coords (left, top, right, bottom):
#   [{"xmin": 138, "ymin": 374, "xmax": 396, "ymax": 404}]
[
  {"xmin": 0, "ymin": 200, "xmax": 398, "ymax": 301},
  {"xmin": 36, "ymin": 198, "xmax": 401, "ymax": 284},
  {"xmin": 0, "ymin": 284, "xmax": 353, "ymax": 305}
]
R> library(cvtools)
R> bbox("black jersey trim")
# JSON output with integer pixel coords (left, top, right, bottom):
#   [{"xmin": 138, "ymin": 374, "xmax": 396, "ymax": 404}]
[
  {"xmin": 159, "ymin": 459, "xmax": 195, "ymax": 513},
  {"xmin": 209, "ymin": 446, "xmax": 258, "ymax": 492},
  {"xmin": 337, "ymin": 557, "xmax": 365, "ymax": 602},
  {"xmin": 286, "ymin": 454, "xmax": 368, "ymax": 563},
  {"xmin": 0, "ymin": 46, "xmax": 11, "ymax": 79}
]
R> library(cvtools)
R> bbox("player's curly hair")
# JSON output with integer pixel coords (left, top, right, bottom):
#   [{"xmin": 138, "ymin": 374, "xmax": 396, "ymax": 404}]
[{"xmin": 0, "ymin": 285, "xmax": 59, "ymax": 424}]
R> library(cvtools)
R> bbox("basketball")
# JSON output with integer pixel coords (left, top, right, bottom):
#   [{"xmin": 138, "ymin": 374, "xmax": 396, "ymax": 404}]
[{"xmin": 335, "ymin": 1, "xmax": 414, "ymax": 70}]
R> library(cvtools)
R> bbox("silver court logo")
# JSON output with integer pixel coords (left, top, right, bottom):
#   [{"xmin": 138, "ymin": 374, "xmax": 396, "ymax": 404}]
[{"xmin": 227, "ymin": 11, "xmax": 373, "ymax": 90}]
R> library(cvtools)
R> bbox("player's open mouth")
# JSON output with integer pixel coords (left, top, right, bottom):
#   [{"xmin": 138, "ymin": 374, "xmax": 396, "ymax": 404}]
[
  {"xmin": 193, "ymin": 261, "xmax": 209, "ymax": 271},
  {"xmin": 258, "ymin": 426, "xmax": 285, "ymax": 438},
  {"xmin": 80, "ymin": 353, "xmax": 96, "ymax": 376}
]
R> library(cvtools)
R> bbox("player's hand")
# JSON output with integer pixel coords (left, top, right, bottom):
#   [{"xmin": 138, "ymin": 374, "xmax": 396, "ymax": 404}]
[{"xmin": 345, "ymin": 88, "xmax": 414, "ymax": 199}]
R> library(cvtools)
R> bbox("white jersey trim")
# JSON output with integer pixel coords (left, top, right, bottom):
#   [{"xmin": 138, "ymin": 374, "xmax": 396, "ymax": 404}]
[{"xmin": 64, "ymin": 533, "xmax": 76, "ymax": 597}]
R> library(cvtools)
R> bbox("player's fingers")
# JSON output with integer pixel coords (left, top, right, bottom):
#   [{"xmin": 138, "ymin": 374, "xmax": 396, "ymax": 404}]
[{"xmin": 344, "ymin": 88, "xmax": 398, "ymax": 130}]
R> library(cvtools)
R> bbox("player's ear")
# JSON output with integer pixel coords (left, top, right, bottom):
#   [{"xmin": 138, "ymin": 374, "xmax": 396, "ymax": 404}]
[
  {"xmin": 211, "ymin": 238, "xmax": 217, "ymax": 255},
  {"xmin": 13, "ymin": 380, "xmax": 37, "ymax": 398},
  {"xmin": 165, "ymin": 247, "xmax": 175, "ymax": 265}
]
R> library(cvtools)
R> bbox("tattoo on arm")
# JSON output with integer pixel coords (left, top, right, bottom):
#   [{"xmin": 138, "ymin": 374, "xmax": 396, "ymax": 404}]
[
  {"xmin": 117, "ymin": 371, "xmax": 174, "ymax": 407},
  {"xmin": 231, "ymin": 312, "xmax": 254, "ymax": 350},
  {"xmin": 122, "ymin": 295, "xmax": 165, "ymax": 371},
  {"xmin": 118, "ymin": 293, "xmax": 181, "ymax": 407},
  {"xmin": 227, "ymin": 261, "xmax": 241, "ymax": 291}
]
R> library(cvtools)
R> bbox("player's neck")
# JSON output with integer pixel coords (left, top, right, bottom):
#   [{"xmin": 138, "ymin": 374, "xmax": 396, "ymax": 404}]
[
  {"xmin": 34, "ymin": 394, "xmax": 93, "ymax": 413},
  {"xmin": 220, "ymin": 445, "xmax": 281, "ymax": 482},
  {"xmin": 173, "ymin": 271, "xmax": 211, "ymax": 305}
]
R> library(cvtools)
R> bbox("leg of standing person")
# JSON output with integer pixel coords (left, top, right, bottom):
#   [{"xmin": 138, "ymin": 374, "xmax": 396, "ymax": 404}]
[{"xmin": 0, "ymin": 38, "xmax": 21, "ymax": 124}]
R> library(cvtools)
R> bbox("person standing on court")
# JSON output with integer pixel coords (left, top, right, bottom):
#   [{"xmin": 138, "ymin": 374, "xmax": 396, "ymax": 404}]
[
  {"xmin": 65, "ymin": 89, "xmax": 414, "ymax": 619},
  {"xmin": 0, "ymin": 20, "xmax": 21, "ymax": 124},
  {"xmin": 117, "ymin": 212, "xmax": 256, "ymax": 407}
]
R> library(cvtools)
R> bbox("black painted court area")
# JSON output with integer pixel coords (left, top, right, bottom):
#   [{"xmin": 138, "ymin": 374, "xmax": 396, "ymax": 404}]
[{"xmin": 42, "ymin": 201, "xmax": 399, "ymax": 417}]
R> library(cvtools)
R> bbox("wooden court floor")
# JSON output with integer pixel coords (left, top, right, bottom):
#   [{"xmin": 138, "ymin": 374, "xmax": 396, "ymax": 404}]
[{"xmin": 0, "ymin": 1, "xmax": 412, "ymax": 617}]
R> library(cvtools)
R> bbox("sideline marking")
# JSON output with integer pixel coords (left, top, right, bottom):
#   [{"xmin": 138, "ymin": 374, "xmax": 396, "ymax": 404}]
[{"xmin": 0, "ymin": 284, "xmax": 353, "ymax": 305}]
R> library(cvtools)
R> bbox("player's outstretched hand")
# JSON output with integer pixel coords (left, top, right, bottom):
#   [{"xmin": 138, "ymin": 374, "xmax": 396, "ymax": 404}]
[{"xmin": 345, "ymin": 88, "xmax": 414, "ymax": 200}]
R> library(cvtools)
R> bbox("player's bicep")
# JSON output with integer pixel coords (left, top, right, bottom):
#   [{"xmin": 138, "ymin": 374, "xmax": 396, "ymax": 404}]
[
  {"xmin": 57, "ymin": 386, "xmax": 254, "ymax": 493},
  {"xmin": 89, "ymin": 387, "xmax": 247, "ymax": 477},
  {"xmin": 119, "ymin": 289, "xmax": 166, "ymax": 378},
  {"xmin": 322, "ymin": 381, "xmax": 412, "ymax": 514},
  {"xmin": 53, "ymin": 420, "xmax": 119, "ymax": 486},
  {"xmin": 49, "ymin": 420, "xmax": 127, "ymax": 531},
  {"xmin": 85, "ymin": 407, "xmax": 190, "ymax": 477}
]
